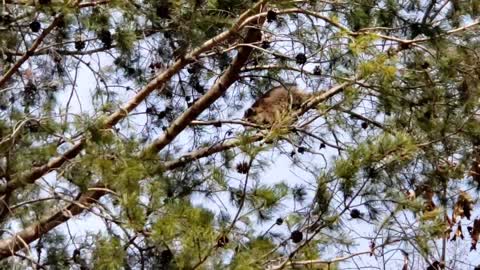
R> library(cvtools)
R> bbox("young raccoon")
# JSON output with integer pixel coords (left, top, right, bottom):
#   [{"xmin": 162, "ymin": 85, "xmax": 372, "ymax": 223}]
[{"xmin": 244, "ymin": 85, "xmax": 311, "ymax": 125}]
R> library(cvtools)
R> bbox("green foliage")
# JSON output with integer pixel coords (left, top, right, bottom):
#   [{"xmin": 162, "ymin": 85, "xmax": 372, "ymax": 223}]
[
  {"xmin": 152, "ymin": 202, "xmax": 215, "ymax": 243},
  {"xmin": 348, "ymin": 34, "xmax": 378, "ymax": 56},
  {"xmin": 93, "ymin": 237, "xmax": 126, "ymax": 270},
  {"xmin": 335, "ymin": 132, "xmax": 417, "ymax": 196},
  {"xmin": 345, "ymin": 0, "xmax": 376, "ymax": 31},
  {"xmin": 314, "ymin": 176, "xmax": 331, "ymax": 214},
  {"xmin": 359, "ymin": 54, "xmax": 397, "ymax": 84},
  {"xmin": 208, "ymin": 0, "xmax": 254, "ymax": 15},
  {"xmin": 83, "ymin": 9, "xmax": 110, "ymax": 31},
  {"xmin": 212, "ymin": 166, "xmax": 227, "ymax": 188},
  {"xmin": 2, "ymin": 0, "xmax": 480, "ymax": 269},
  {"xmin": 115, "ymin": 28, "xmax": 137, "ymax": 55},
  {"xmin": 376, "ymin": 0, "xmax": 398, "ymax": 27},
  {"xmin": 249, "ymin": 183, "xmax": 288, "ymax": 220},
  {"xmin": 150, "ymin": 202, "xmax": 216, "ymax": 268},
  {"xmin": 230, "ymin": 237, "xmax": 276, "ymax": 269}
]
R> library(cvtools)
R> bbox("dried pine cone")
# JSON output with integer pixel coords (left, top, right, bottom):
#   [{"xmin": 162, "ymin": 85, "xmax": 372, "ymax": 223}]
[{"xmin": 236, "ymin": 162, "xmax": 250, "ymax": 174}]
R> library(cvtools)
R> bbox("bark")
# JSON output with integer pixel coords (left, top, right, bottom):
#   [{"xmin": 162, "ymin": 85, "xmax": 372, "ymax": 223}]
[
  {"xmin": 0, "ymin": 0, "xmax": 268, "ymax": 197},
  {"xmin": 0, "ymin": 15, "xmax": 65, "ymax": 88},
  {"xmin": 0, "ymin": 76, "xmax": 353, "ymax": 258},
  {"xmin": 0, "ymin": 189, "xmax": 106, "ymax": 258},
  {"xmin": 0, "ymin": 1, "xmax": 268, "ymax": 258},
  {"xmin": 164, "ymin": 135, "xmax": 263, "ymax": 170},
  {"xmin": 144, "ymin": 16, "xmax": 266, "ymax": 155}
]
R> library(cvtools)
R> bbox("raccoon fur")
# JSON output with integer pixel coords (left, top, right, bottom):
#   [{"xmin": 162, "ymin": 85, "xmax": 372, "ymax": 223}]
[{"xmin": 244, "ymin": 85, "xmax": 311, "ymax": 125}]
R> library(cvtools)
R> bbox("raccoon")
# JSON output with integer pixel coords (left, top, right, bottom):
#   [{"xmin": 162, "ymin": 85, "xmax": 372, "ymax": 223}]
[{"xmin": 244, "ymin": 85, "xmax": 311, "ymax": 125}]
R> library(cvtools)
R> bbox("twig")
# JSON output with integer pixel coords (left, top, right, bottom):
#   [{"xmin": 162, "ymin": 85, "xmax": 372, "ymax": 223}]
[{"xmin": 0, "ymin": 14, "xmax": 64, "ymax": 88}]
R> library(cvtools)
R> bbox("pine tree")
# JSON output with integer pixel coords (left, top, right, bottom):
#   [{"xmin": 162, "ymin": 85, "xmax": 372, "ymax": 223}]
[{"xmin": 0, "ymin": 0, "xmax": 479, "ymax": 269}]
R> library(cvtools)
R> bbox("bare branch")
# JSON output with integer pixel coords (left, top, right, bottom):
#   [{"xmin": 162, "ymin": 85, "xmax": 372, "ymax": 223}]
[
  {"xmin": 0, "ymin": 188, "xmax": 105, "ymax": 258},
  {"xmin": 0, "ymin": 76, "xmax": 350, "ymax": 257},
  {"xmin": 143, "ymin": 4, "xmax": 267, "ymax": 155},
  {"xmin": 280, "ymin": 239, "xmax": 402, "ymax": 268},
  {"xmin": 164, "ymin": 134, "xmax": 263, "ymax": 170},
  {"xmin": 0, "ymin": 0, "xmax": 269, "ymax": 197},
  {"xmin": 190, "ymin": 119, "xmax": 263, "ymax": 128},
  {"xmin": 0, "ymin": 14, "xmax": 64, "ymax": 88},
  {"xmin": 0, "ymin": 0, "xmax": 269, "ymax": 257}
]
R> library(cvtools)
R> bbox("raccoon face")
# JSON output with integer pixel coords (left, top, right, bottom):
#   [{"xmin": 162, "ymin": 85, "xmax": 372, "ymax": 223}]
[{"xmin": 244, "ymin": 85, "xmax": 310, "ymax": 125}]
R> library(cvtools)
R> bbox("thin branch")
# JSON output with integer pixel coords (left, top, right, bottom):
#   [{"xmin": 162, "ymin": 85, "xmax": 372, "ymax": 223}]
[
  {"xmin": 143, "ymin": 3, "xmax": 266, "ymax": 155},
  {"xmin": 0, "ymin": 0, "xmax": 268, "ymax": 197},
  {"xmin": 340, "ymin": 109, "xmax": 387, "ymax": 131},
  {"xmin": 190, "ymin": 119, "xmax": 263, "ymax": 128},
  {"xmin": 284, "ymin": 240, "xmax": 401, "ymax": 268},
  {"xmin": 192, "ymin": 157, "xmax": 255, "ymax": 270},
  {"xmin": 258, "ymin": 8, "xmax": 480, "ymax": 46},
  {"xmin": 164, "ymin": 134, "xmax": 263, "ymax": 170},
  {"xmin": 0, "ymin": 14, "xmax": 64, "ymax": 88},
  {"xmin": 78, "ymin": 0, "xmax": 110, "ymax": 7},
  {"xmin": 0, "ymin": 0, "xmax": 269, "ymax": 258},
  {"xmin": 293, "ymin": 127, "xmax": 345, "ymax": 151},
  {"xmin": 0, "ymin": 78, "xmax": 350, "ymax": 258},
  {"xmin": 269, "ymin": 172, "xmax": 372, "ymax": 270}
]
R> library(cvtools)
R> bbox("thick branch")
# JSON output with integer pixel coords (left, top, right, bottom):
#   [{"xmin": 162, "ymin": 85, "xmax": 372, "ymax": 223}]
[
  {"xmin": 143, "ymin": 9, "xmax": 266, "ymax": 155},
  {"xmin": 0, "ymin": 0, "xmax": 268, "ymax": 196},
  {"xmin": 298, "ymin": 81, "xmax": 352, "ymax": 116},
  {"xmin": 0, "ymin": 1, "xmax": 268, "ymax": 258},
  {"xmin": 0, "ymin": 188, "xmax": 106, "ymax": 258},
  {"xmin": 0, "ymin": 77, "xmax": 352, "ymax": 259}
]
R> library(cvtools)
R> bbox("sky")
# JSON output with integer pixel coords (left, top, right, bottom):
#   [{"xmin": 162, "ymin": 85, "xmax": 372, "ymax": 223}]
[{"xmin": 9, "ymin": 7, "xmax": 480, "ymax": 270}]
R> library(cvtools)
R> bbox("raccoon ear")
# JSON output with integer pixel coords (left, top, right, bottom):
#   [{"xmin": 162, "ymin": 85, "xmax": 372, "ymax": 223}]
[{"xmin": 244, "ymin": 108, "xmax": 255, "ymax": 118}]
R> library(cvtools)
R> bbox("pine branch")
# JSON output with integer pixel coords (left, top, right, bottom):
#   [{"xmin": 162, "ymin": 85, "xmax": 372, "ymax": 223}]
[
  {"xmin": 0, "ymin": 0, "xmax": 269, "ymax": 198},
  {"xmin": 0, "ymin": 78, "xmax": 355, "ymax": 258},
  {"xmin": 143, "ymin": 11, "xmax": 266, "ymax": 155},
  {"xmin": 0, "ymin": 14, "xmax": 65, "ymax": 88},
  {"xmin": 277, "ymin": 240, "xmax": 401, "ymax": 268},
  {"xmin": 0, "ymin": 187, "xmax": 106, "ymax": 258},
  {"xmin": 0, "ymin": 0, "xmax": 270, "ymax": 258}
]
